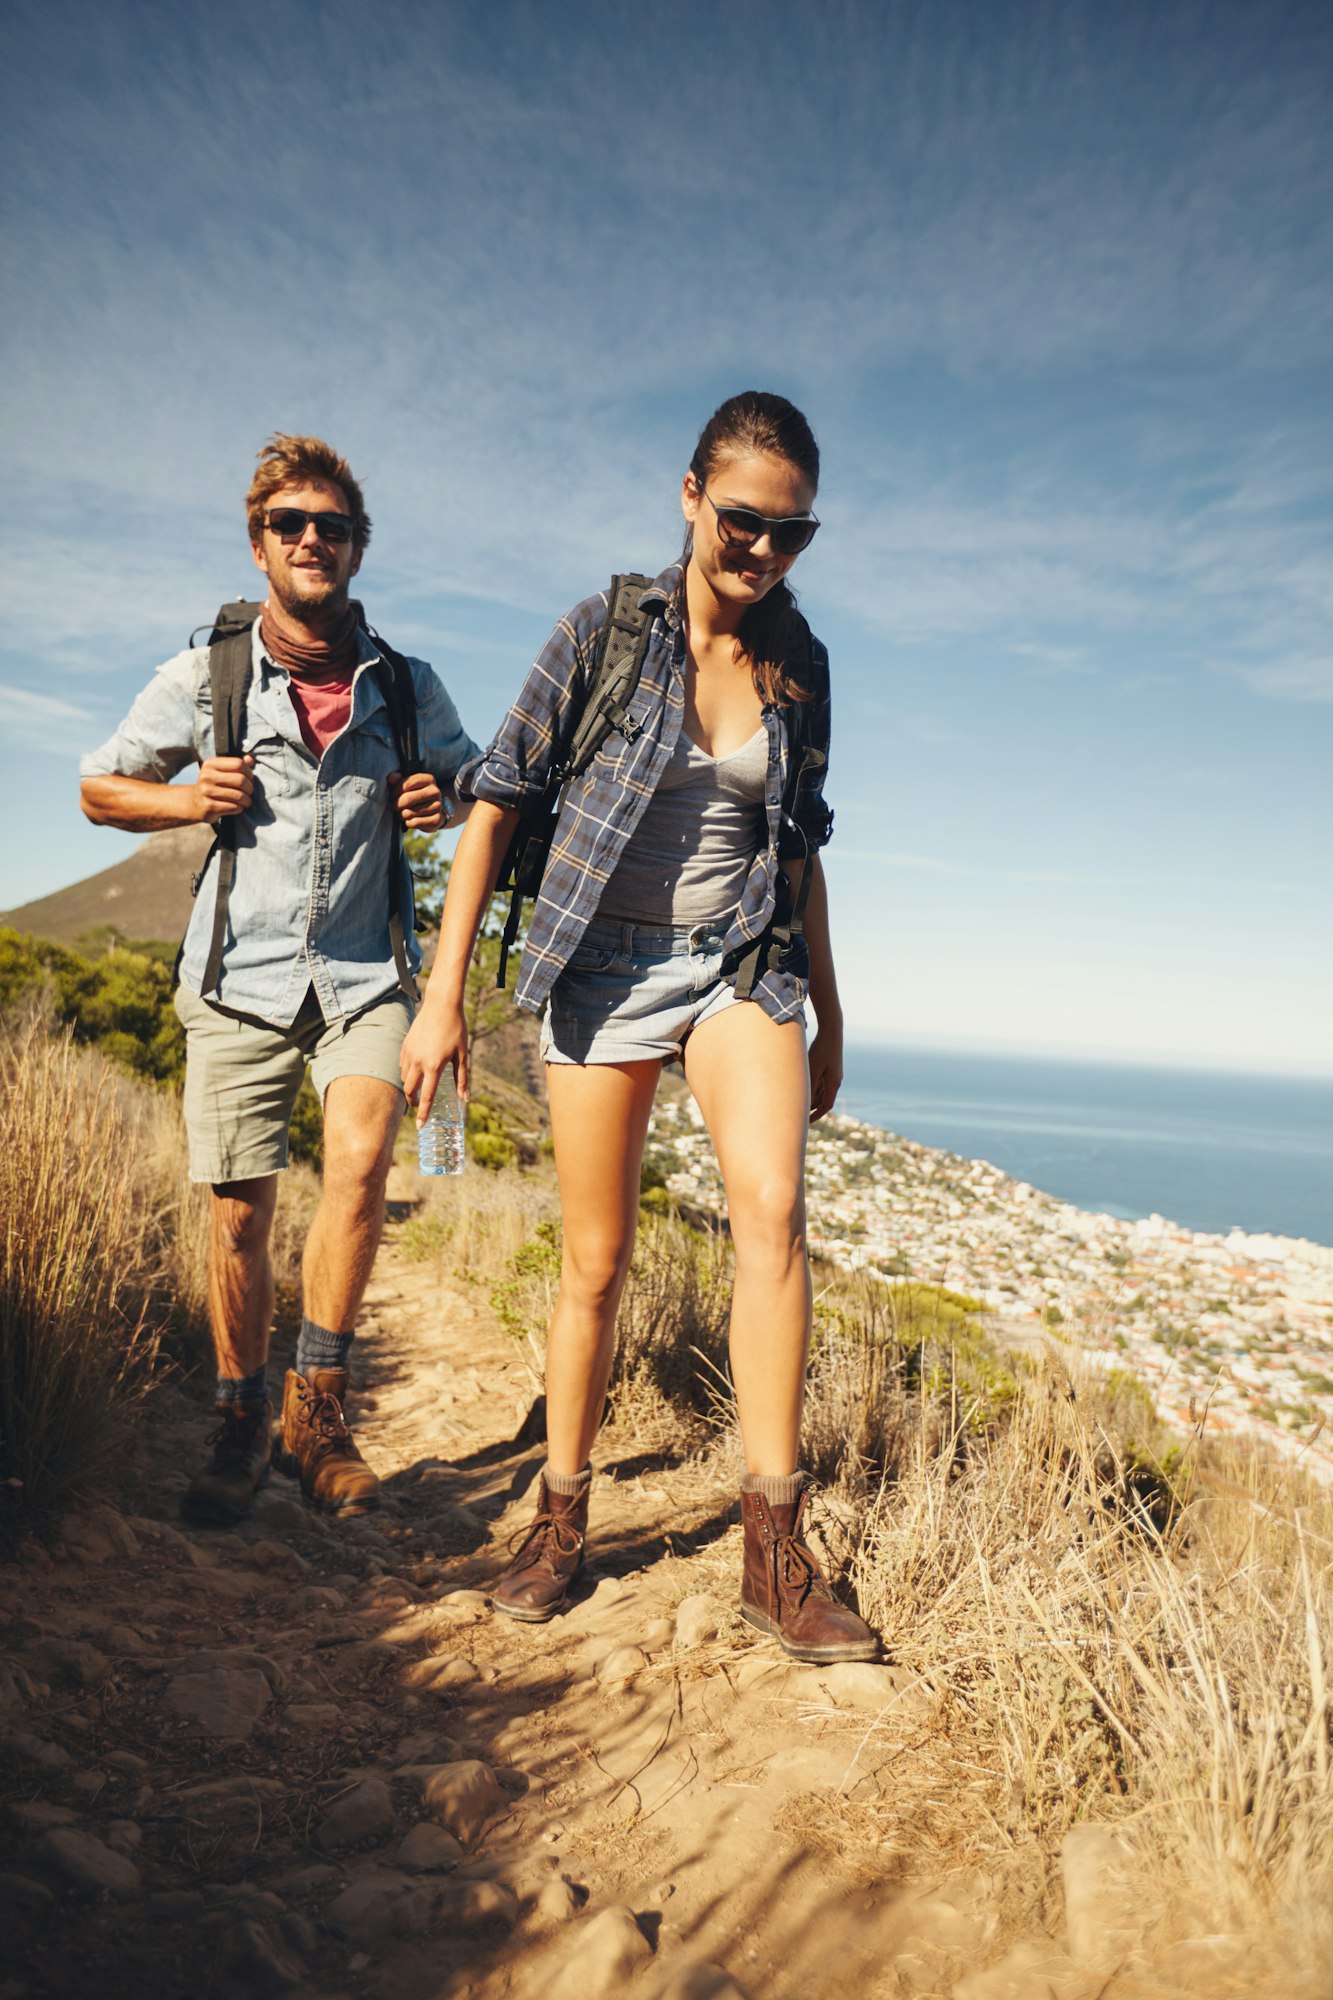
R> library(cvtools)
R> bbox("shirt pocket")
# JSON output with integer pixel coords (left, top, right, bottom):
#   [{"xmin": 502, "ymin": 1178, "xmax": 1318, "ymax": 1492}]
[{"xmin": 244, "ymin": 732, "xmax": 291, "ymax": 815}]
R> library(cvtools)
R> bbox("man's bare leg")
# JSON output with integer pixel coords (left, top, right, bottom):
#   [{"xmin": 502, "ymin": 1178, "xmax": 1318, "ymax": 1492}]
[
  {"xmin": 182, "ymin": 1175, "xmax": 279, "ymax": 1524},
  {"xmin": 278, "ymin": 1076, "xmax": 404, "ymax": 1515}
]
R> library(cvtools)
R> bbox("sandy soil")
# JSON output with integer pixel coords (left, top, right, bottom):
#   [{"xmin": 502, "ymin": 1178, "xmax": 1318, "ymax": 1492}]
[{"xmin": 2, "ymin": 1166, "xmax": 1153, "ymax": 2000}]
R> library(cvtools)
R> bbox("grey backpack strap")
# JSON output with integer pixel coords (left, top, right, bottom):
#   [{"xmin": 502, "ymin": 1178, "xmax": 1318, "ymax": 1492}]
[{"xmin": 194, "ymin": 602, "xmax": 261, "ymax": 999}]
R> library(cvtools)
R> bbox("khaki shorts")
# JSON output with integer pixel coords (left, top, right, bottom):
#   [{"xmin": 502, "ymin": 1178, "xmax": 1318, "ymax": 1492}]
[{"xmin": 173, "ymin": 983, "xmax": 412, "ymax": 1185}]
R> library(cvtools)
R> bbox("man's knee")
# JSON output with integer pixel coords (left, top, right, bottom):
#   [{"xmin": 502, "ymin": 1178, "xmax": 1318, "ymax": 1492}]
[
  {"xmin": 322, "ymin": 1121, "xmax": 397, "ymax": 1206},
  {"xmin": 210, "ymin": 1178, "xmax": 277, "ymax": 1257}
]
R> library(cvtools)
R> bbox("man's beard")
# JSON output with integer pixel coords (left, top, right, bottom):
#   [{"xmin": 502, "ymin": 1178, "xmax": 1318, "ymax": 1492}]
[{"xmin": 268, "ymin": 567, "xmax": 349, "ymax": 630}]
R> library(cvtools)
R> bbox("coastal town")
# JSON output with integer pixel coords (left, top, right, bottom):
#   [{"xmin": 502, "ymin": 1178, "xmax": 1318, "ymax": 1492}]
[{"xmin": 648, "ymin": 1095, "xmax": 1333, "ymax": 1484}]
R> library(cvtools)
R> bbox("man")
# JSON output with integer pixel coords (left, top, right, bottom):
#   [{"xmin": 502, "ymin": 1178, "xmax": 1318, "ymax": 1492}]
[{"xmin": 80, "ymin": 434, "xmax": 478, "ymax": 1526}]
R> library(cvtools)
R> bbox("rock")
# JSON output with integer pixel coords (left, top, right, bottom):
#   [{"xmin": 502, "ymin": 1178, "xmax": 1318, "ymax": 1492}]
[
  {"xmin": 70, "ymin": 1770, "xmax": 109, "ymax": 1800},
  {"xmin": 434, "ymin": 1588, "xmax": 489, "ymax": 1621},
  {"xmin": 440, "ymin": 1878, "xmax": 520, "ymax": 1931},
  {"xmin": 315, "ymin": 1778, "xmax": 394, "ymax": 1851},
  {"xmin": 324, "ymin": 1871, "xmax": 434, "ymax": 1946},
  {"xmin": 420, "ymin": 1760, "xmax": 504, "ymax": 1845},
  {"xmin": 223, "ymin": 1918, "xmax": 304, "ymax": 1993},
  {"xmin": 5, "ymin": 1728, "xmax": 73, "ymax": 1772},
  {"xmin": 673, "ymin": 1594, "xmax": 722, "ymax": 1647},
  {"xmin": 532, "ymin": 1877, "xmax": 581, "ymax": 1925},
  {"xmin": 247, "ymin": 1539, "xmax": 311, "ymax": 1577},
  {"xmin": 268, "ymin": 1863, "xmax": 340, "ymax": 1897},
  {"xmin": 598, "ymin": 1645, "xmax": 648, "ymax": 1685},
  {"xmin": 146, "ymin": 1889, "xmax": 207, "ymax": 1920},
  {"xmin": 817, "ymin": 1662, "xmax": 902, "ymax": 1711},
  {"xmin": 105, "ymin": 1821, "xmax": 143, "ymax": 1854},
  {"xmin": 0, "ymin": 1871, "xmax": 56, "ymax": 1915},
  {"xmin": 105, "ymin": 1750, "xmax": 149, "ymax": 1776},
  {"xmin": 290, "ymin": 1586, "xmax": 346, "ymax": 1613},
  {"xmin": 284, "ymin": 1701, "xmax": 340, "ymax": 1730},
  {"xmin": 953, "ymin": 1940, "xmax": 1086, "ymax": 2000},
  {"xmin": 1061, "ymin": 1824, "xmax": 1138, "ymax": 1965},
  {"xmin": 182, "ymin": 1538, "xmax": 220, "ymax": 1568},
  {"xmin": 400, "ymin": 1655, "xmax": 481, "ymax": 1692},
  {"xmin": 589, "ymin": 1576, "xmax": 631, "ymax": 1607},
  {"xmin": 395, "ymin": 1822, "xmax": 463, "ymax": 1873},
  {"xmin": 641, "ymin": 1617, "xmax": 676, "ymax": 1651},
  {"xmin": 278, "ymin": 1910, "xmax": 319, "ymax": 1956},
  {"xmin": 164, "ymin": 1665, "xmax": 272, "ymax": 1738},
  {"xmin": 10, "ymin": 1801, "xmax": 79, "ymax": 1829},
  {"xmin": 101, "ymin": 1624, "xmax": 148, "ymax": 1655},
  {"xmin": 252, "ymin": 1495, "xmax": 311, "ymax": 1533},
  {"xmin": 20, "ymin": 1638, "xmax": 109, "ymax": 1690},
  {"xmin": 545, "ymin": 1905, "xmax": 653, "ymax": 2000},
  {"xmin": 58, "ymin": 1507, "xmax": 141, "ymax": 1562},
  {"xmin": 657, "ymin": 1968, "xmax": 753, "ymax": 2000},
  {"xmin": 36, "ymin": 1827, "xmax": 142, "ymax": 1898},
  {"xmin": 394, "ymin": 1730, "xmax": 464, "ymax": 1766}
]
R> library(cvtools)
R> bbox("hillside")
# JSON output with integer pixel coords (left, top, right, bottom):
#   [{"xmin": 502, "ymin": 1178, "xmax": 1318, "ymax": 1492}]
[{"xmin": 2, "ymin": 825, "xmax": 214, "ymax": 951}]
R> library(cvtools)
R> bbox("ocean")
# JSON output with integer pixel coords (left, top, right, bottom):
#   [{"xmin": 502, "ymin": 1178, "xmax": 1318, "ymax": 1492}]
[{"xmin": 838, "ymin": 1045, "xmax": 1333, "ymax": 1246}]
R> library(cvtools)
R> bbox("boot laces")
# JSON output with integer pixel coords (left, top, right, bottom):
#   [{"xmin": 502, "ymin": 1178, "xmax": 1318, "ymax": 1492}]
[
  {"xmin": 774, "ymin": 1532, "xmax": 825, "ymax": 1606},
  {"xmin": 300, "ymin": 1389, "xmax": 352, "ymax": 1447},
  {"xmin": 205, "ymin": 1408, "xmax": 264, "ymax": 1469},
  {"xmin": 505, "ymin": 1510, "xmax": 582, "ymax": 1574}
]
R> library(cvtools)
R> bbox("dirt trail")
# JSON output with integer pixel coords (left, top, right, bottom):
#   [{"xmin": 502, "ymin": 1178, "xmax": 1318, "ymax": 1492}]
[{"xmin": 2, "ymin": 1166, "xmax": 1073, "ymax": 2000}]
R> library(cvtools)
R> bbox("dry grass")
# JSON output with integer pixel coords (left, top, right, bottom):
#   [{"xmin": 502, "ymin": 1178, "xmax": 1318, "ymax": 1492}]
[{"xmin": 1, "ymin": 1010, "xmax": 317, "ymax": 1526}]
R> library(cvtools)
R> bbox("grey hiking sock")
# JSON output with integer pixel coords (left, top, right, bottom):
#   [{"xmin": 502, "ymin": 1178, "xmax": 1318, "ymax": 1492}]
[
  {"xmin": 296, "ymin": 1319, "xmax": 354, "ymax": 1377},
  {"xmin": 216, "ymin": 1366, "xmax": 269, "ymax": 1410},
  {"xmin": 740, "ymin": 1470, "xmax": 807, "ymax": 1507},
  {"xmin": 543, "ymin": 1463, "xmax": 592, "ymax": 1497}
]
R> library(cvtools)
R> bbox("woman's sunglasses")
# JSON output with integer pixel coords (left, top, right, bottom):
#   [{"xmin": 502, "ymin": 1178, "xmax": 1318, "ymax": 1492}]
[
  {"xmin": 264, "ymin": 507, "xmax": 356, "ymax": 545},
  {"xmin": 700, "ymin": 485, "xmax": 820, "ymax": 556}
]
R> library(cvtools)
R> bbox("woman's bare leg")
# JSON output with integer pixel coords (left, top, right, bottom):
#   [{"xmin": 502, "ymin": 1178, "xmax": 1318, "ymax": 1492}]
[
  {"xmin": 544, "ymin": 1059, "xmax": 662, "ymax": 1474},
  {"xmin": 683, "ymin": 1004, "xmax": 811, "ymax": 1475}
]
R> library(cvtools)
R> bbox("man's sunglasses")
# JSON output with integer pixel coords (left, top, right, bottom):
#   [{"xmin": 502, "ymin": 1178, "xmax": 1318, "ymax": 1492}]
[
  {"xmin": 264, "ymin": 507, "xmax": 356, "ymax": 545},
  {"xmin": 700, "ymin": 485, "xmax": 820, "ymax": 556}
]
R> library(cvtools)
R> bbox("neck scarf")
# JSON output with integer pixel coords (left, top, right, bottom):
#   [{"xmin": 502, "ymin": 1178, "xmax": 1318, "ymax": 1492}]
[{"xmin": 259, "ymin": 598, "xmax": 361, "ymax": 680}]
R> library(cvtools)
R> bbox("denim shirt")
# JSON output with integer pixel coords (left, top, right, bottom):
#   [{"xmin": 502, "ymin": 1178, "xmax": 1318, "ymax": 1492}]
[
  {"xmin": 458, "ymin": 564, "xmax": 833, "ymax": 1025},
  {"xmin": 80, "ymin": 623, "xmax": 479, "ymax": 1028}
]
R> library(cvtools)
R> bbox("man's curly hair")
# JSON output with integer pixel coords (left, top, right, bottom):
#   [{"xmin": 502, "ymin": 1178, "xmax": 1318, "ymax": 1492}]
[{"xmin": 245, "ymin": 433, "xmax": 372, "ymax": 551}]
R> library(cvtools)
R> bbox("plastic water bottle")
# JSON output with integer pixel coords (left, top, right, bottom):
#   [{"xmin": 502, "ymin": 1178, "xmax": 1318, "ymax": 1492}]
[{"xmin": 418, "ymin": 1074, "xmax": 465, "ymax": 1176}]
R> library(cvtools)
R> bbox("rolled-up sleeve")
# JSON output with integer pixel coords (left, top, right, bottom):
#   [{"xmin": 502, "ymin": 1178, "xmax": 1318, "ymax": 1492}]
[
  {"xmin": 456, "ymin": 598, "xmax": 602, "ymax": 812},
  {"xmin": 79, "ymin": 652, "xmax": 202, "ymax": 782},
  {"xmin": 412, "ymin": 661, "xmax": 481, "ymax": 792}
]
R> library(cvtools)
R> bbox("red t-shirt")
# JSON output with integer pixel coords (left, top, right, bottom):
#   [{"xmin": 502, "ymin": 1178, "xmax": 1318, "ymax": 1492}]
[{"xmin": 287, "ymin": 674, "xmax": 354, "ymax": 758}]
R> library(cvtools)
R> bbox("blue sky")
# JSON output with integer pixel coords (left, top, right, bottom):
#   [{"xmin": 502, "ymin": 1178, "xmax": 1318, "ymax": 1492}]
[{"xmin": 2, "ymin": 0, "xmax": 1330, "ymax": 1074}]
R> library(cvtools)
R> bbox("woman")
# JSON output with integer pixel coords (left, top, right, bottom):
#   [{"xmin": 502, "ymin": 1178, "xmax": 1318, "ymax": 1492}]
[{"xmin": 400, "ymin": 391, "xmax": 877, "ymax": 1662}]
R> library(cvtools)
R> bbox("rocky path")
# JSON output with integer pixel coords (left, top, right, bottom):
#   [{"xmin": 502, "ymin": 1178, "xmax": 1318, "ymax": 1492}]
[{"xmin": 3, "ymin": 1169, "xmax": 1130, "ymax": 2000}]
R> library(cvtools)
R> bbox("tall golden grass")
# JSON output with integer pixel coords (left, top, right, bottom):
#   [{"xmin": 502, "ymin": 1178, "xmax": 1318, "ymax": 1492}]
[{"xmin": 0, "ymin": 1012, "xmax": 316, "ymax": 1525}]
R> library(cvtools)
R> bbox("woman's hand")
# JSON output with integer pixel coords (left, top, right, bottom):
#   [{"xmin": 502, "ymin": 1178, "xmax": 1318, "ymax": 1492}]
[
  {"xmin": 808, "ymin": 1023, "xmax": 843, "ymax": 1123},
  {"xmin": 400, "ymin": 997, "xmax": 470, "ymax": 1121}
]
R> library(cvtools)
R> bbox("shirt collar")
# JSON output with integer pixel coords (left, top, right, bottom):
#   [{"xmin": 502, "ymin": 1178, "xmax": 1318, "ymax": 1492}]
[{"xmin": 639, "ymin": 562, "xmax": 686, "ymax": 631}]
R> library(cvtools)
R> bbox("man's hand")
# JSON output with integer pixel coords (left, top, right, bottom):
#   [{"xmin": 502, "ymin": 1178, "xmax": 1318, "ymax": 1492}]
[
  {"xmin": 192, "ymin": 756, "xmax": 256, "ymax": 824},
  {"xmin": 400, "ymin": 997, "xmax": 470, "ymax": 1121},
  {"xmin": 390, "ymin": 770, "xmax": 445, "ymax": 832}
]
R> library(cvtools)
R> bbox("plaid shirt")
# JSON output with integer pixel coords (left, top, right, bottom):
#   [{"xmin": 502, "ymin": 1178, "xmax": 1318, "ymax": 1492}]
[{"xmin": 458, "ymin": 564, "xmax": 833, "ymax": 1024}]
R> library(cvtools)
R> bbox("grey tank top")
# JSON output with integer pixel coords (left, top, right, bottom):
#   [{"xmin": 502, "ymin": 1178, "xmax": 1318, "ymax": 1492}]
[{"xmin": 600, "ymin": 724, "xmax": 768, "ymax": 925}]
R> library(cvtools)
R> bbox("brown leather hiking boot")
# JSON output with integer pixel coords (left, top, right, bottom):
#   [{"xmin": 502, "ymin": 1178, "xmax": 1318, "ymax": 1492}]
[
  {"xmin": 740, "ymin": 1482, "xmax": 879, "ymax": 1663},
  {"xmin": 274, "ymin": 1368, "xmax": 381, "ymax": 1515},
  {"xmin": 181, "ymin": 1402, "xmax": 273, "ymax": 1526},
  {"xmin": 492, "ymin": 1476, "xmax": 589, "ymax": 1622}
]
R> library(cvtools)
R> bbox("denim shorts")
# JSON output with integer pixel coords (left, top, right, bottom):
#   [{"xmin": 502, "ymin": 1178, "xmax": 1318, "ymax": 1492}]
[{"xmin": 540, "ymin": 916, "xmax": 746, "ymax": 1065}]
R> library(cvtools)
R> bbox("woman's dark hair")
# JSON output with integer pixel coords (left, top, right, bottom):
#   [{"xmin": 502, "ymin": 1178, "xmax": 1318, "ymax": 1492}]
[{"xmin": 683, "ymin": 390, "xmax": 820, "ymax": 704}]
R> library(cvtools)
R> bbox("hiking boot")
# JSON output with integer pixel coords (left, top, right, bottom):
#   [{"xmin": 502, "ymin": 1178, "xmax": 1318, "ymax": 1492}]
[
  {"xmin": 739, "ymin": 1480, "xmax": 879, "ymax": 1663},
  {"xmin": 492, "ymin": 1476, "xmax": 589, "ymax": 1622},
  {"xmin": 181, "ymin": 1402, "xmax": 273, "ymax": 1526},
  {"xmin": 274, "ymin": 1368, "xmax": 381, "ymax": 1515}
]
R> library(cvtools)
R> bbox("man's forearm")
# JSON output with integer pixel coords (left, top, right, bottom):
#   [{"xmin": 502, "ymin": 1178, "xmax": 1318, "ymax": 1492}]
[{"xmin": 80, "ymin": 774, "xmax": 203, "ymax": 832}]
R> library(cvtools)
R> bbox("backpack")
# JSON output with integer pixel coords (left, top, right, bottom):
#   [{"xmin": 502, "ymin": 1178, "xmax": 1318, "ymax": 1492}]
[
  {"xmin": 493, "ymin": 574, "xmax": 832, "ymax": 996},
  {"xmin": 183, "ymin": 599, "xmax": 421, "ymax": 1001}
]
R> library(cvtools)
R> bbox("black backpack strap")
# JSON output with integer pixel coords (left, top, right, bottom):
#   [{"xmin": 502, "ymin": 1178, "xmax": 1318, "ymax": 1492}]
[
  {"xmin": 731, "ymin": 625, "xmax": 830, "ymax": 1002},
  {"xmin": 494, "ymin": 573, "xmax": 656, "ymax": 989},
  {"xmin": 194, "ymin": 602, "xmax": 262, "ymax": 999},
  {"xmin": 363, "ymin": 619, "xmax": 422, "ymax": 1003}
]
